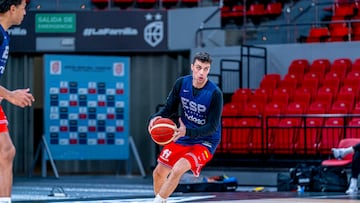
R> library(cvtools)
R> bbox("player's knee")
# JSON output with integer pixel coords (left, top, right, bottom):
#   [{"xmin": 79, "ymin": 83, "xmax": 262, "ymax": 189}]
[
  {"xmin": 0, "ymin": 144, "xmax": 16, "ymax": 162},
  {"xmin": 153, "ymin": 167, "xmax": 163, "ymax": 179},
  {"xmin": 170, "ymin": 166, "xmax": 187, "ymax": 178}
]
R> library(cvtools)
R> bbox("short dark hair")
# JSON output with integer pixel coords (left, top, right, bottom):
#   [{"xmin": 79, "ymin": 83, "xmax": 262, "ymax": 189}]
[
  {"xmin": 0, "ymin": 0, "xmax": 23, "ymax": 13},
  {"xmin": 192, "ymin": 52, "xmax": 212, "ymax": 64}
]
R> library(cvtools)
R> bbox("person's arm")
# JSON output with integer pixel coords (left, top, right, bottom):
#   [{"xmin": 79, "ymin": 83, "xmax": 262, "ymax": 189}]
[
  {"xmin": 148, "ymin": 77, "xmax": 183, "ymax": 123},
  {"xmin": 0, "ymin": 86, "xmax": 34, "ymax": 107},
  {"xmin": 186, "ymin": 89, "xmax": 223, "ymax": 138}
]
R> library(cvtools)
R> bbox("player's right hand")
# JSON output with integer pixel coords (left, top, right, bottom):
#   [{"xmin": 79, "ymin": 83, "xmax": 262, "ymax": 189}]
[{"xmin": 148, "ymin": 116, "xmax": 161, "ymax": 134}]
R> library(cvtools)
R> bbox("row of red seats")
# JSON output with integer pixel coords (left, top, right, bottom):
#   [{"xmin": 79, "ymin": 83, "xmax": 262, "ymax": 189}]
[
  {"xmin": 219, "ymin": 115, "xmax": 360, "ymax": 155},
  {"xmin": 219, "ymin": 57, "xmax": 360, "ymax": 155},
  {"xmin": 307, "ymin": 2, "xmax": 360, "ymax": 42},
  {"xmin": 221, "ymin": 1, "xmax": 282, "ymax": 26},
  {"xmin": 327, "ymin": 1, "xmax": 360, "ymax": 19},
  {"xmin": 230, "ymin": 59, "xmax": 360, "ymax": 114}
]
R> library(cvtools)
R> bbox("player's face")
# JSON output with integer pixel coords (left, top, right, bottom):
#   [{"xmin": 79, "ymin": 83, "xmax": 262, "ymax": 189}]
[
  {"xmin": 11, "ymin": 0, "xmax": 27, "ymax": 26},
  {"xmin": 191, "ymin": 59, "xmax": 211, "ymax": 88}
]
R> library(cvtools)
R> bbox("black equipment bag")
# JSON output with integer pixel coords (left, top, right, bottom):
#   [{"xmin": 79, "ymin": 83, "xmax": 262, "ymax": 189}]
[
  {"xmin": 277, "ymin": 172, "xmax": 297, "ymax": 191},
  {"xmin": 290, "ymin": 164, "xmax": 319, "ymax": 191},
  {"xmin": 312, "ymin": 166, "xmax": 348, "ymax": 192},
  {"xmin": 175, "ymin": 174, "xmax": 238, "ymax": 193}
]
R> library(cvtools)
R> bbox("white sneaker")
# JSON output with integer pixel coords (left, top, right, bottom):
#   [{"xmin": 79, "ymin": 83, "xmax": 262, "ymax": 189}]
[
  {"xmin": 346, "ymin": 186, "xmax": 358, "ymax": 195},
  {"xmin": 153, "ymin": 194, "xmax": 167, "ymax": 203},
  {"xmin": 332, "ymin": 148, "xmax": 345, "ymax": 159}
]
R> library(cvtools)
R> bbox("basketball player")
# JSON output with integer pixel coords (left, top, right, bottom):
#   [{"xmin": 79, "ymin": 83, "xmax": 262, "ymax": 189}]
[
  {"xmin": 0, "ymin": 0, "xmax": 35, "ymax": 202},
  {"xmin": 148, "ymin": 52, "xmax": 223, "ymax": 203},
  {"xmin": 333, "ymin": 144, "xmax": 360, "ymax": 194}
]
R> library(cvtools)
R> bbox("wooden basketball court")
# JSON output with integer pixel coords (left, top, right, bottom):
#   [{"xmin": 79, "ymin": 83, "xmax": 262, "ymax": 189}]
[{"xmin": 11, "ymin": 175, "xmax": 360, "ymax": 203}]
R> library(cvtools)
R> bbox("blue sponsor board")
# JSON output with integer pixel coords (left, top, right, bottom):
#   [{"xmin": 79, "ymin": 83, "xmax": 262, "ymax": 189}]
[{"xmin": 44, "ymin": 54, "xmax": 130, "ymax": 160}]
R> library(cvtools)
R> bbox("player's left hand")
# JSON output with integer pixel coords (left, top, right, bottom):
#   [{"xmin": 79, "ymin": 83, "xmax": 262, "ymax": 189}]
[
  {"xmin": 148, "ymin": 116, "xmax": 161, "ymax": 135},
  {"xmin": 7, "ymin": 88, "xmax": 35, "ymax": 108},
  {"xmin": 173, "ymin": 118, "xmax": 186, "ymax": 141}
]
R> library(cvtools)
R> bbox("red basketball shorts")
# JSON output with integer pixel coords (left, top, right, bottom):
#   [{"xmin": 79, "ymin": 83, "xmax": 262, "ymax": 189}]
[
  {"xmin": 157, "ymin": 142, "xmax": 213, "ymax": 177},
  {"xmin": 0, "ymin": 106, "xmax": 9, "ymax": 133}
]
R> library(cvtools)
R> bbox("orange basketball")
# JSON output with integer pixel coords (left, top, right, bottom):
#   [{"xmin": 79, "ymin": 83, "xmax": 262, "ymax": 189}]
[{"xmin": 150, "ymin": 118, "xmax": 176, "ymax": 145}]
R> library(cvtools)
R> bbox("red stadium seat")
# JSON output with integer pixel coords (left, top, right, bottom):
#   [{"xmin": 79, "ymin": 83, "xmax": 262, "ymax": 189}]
[
  {"xmin": 271, "ymin": 88, "xmax": 290, "ymax": 106},
  {"xmin": 251, "ymin": 89, "xmax": 270, "ymax": 104},
  {"xmin": 254, "ymin": 87, "xmax": 273, "ymax": 98},
  {"xmin": 299, "ymin": 103, "xmax": 327, "ymax": 154},
  {"xmin": 288, "ymin": 59, "xmax": 310, "ymax": 76},
  {"xmin": 244, "ymin": 101, "xmax": 265, "ymax": 116},
  {"xmin": 293, "ymin": 88, "xmax": 312, "ymax": 106},
  {"xmin": 266, "ymin": 1, "xmax": 282, "ymax": 18},
  {"xmin": 283, "ymin": 73, "xmax": 303, "ymax": 84},
  {"xmin": 284, "ymin": 101, "xmax": 306, "ymax": 127},
  {"xmin": 271, "ymin": 118, "xmax": 301, "ymax": 154},
  {"xmin": 282, "ymin": 101, "xmax": 307, "ymax": 154},
  {"xmin": 320, "ymin": 117, "xmax": 345, "ymax": 154},
  {"xmin": 353, "ymin": 101, "xmax": 360, "ymax": 114},
  {"xmin": 331, "ymin": 58, "xmax": 352, "ymax": 74},
  {"xmin": 315, "ymin": 88, "xmax": 335, "ymax": 108},
  {"xmin": 306, "ymin": 27, "xmax": 330, "ymax": 43},
  {"xmin": 328, "ymin": 26, "xmax": 352, "ymax": 42},
  {"xmin": 336, "ymin": 89, "xmax": 356, "ymax": 108},
  {"xmin": 278, "ymin": 76, "xmax": 298, "ymax": 90},
  {"xmin": 343, "ymin": 78, "xmax": 360, "ymax": 90},
  {"xmin": 228, "ymin": 118, "xmax": 256, "ymax": 154},
  {"xmin": 322, "ymin": 138, "xmax": 360, "ymax": 167},
  {"xmin": 219, "ymin": 118, "xmax": 234, "ymax": 153},
  {"xmin": 231, "ymin": 88, "xmax": 252, "ymax": 104},
  {"xmin": 347, "ymin": 118, "xmax": 360, "ymax": 138},
  {"xmin": 352, "ymin": 14, "xmax": 360, "ymax": 40},
  {"xmin": 247, "ymin": 2, "xmax": 266, "ymax": 25},
  {"xmin": 263, "ymin": 102, "xmax": 284, "ymax": 127},
  {"xmin": 308, "ymin": 101, "xmax": 329, "ymax": 114},
  {"xmin": 259, "ymin": 74, "xmax": 281, "ymax": 89},
  {"xmin": 323, "ymin": 76, "xmax": 342, "ymax": 92},
  {"xmin": 286, "ymin": 102, "xmax": 307, "ymax": 115},
  {"xmin": 333, "ymin": 3, "xmax": 355, "ymax": 18},
  {"xmin": 329, "ymin": 15, "xmax": 348, "ymax": 31},
  {"xmin": 241, "ymin": 105, "xmax": 263, "ymax": 153},
  {"xmin": 302, "ymin": 72, "xmax": 320, "ymax": 90},
  {"xmin": 346, "ymin": 70, "xmax": 360, "ymax": 81},
  {"xmin": 222, "ymin": 102, "xmax": 243, "ymax": 116},
  {"xmin": 221, "ymin": 6, "xmax": 232, "ymax": 25},
  {"xmin": 352, "ymin": 58, "xmax": 360, "ymax": 71},
  {"xmin": 329, "ymin": 101, "xmax": 350, "ymax": 114},
  {"xmin": 309, "ymin": 58, "xmax": 331, "ymax": 75},
  {"xmin": 247, "ymin": 3, "xmax": 266, "ymax": 16},
  {"xmin": 325, "ymin": 71, "xmax": 345, "ymax": 83},
  {"xmin": 263, "ymin": 102, "xmax": 284, "ymax": 153},
  {"xmin": 298, "ymin": 117, "xmax": 324, "ymax": 155},
  {"xmin": 221, "ymin": 5, "xmax": 246, "ymax": 26}
]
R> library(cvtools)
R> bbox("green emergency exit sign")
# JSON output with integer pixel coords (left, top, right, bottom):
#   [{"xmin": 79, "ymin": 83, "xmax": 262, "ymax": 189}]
[{"xmin": 35, "ymin": 13, "xmax": 76, "ymax": 33}]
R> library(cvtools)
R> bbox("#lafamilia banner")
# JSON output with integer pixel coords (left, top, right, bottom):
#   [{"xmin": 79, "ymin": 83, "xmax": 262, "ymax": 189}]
[
  {"xmin": 44, "ymin": 54, "xmax": 130, "ymax": 160},
  {"xmin": 9, "ymin": 11, "xmax": 168, "ymax": 52}
]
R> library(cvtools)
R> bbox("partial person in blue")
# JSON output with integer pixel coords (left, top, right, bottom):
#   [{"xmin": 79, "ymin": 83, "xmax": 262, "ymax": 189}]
[
  {"xmin": 148, "ymin": 52, "xmax": 223, "ymax": 203},
  {"xmin": 0, "ymin": 1, "xmax": 35, "ymax": 202}
]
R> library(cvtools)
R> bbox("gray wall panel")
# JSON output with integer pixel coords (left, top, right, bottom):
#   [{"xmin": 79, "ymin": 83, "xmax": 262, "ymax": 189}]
[{"xmin": 168, "ymin": 6, "xmax": 223, "ymax": 50}]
